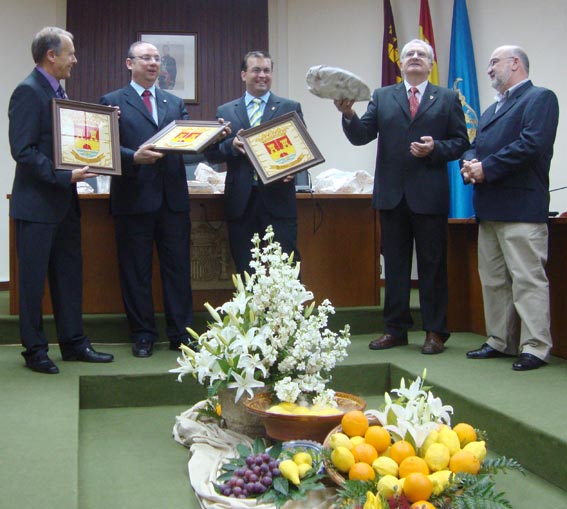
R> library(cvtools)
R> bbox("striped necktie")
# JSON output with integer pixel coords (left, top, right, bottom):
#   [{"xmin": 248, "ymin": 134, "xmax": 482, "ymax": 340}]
[
  {"xmin": 56, "ymin": 85, "xmax": 67, "ymax": 99},
  {"xmin": 249, "ymin": 98, "xmax": 262, "ymax": 127}
]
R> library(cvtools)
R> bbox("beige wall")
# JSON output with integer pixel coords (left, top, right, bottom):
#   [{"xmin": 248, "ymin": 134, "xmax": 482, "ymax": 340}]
[
  {"xmin": 270, "ymin": 0, "xmax": 567, "ymax": 209},
  {"xmin": 1, "ymin": 0, "xmax": 566, "ymax": 281},
  {"xmin": 0, "ymin": 0, "xmax": 66, "ymax": 281}
]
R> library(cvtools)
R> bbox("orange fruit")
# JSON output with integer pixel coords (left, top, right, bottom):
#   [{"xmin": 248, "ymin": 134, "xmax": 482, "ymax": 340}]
[
  {"xmin": 449, "ymin": 450, "xmax": 480, "ymax": 475},
  {"xmin": 365, "ymin": 425, "xmax": 391, "ymax": 453},
  {"xmin": 390, "ymin": 440, "xmax": 416, "ymax": 465},
  {"xmin": 352, "ymin": 443, "xmax": 378, "ymax": 465},
  {"xmin": 453, "ymin": 423, "xmax": 477, "ymax": 447},
  {"xmin": 348, "ymin": 461, "xmax": 376, "ymax": 481},
  {"xmin": 341, "ymin": 410, "xmax": 369, "ymax": 438},
  {"xmin": 410, "ymin": 502, "xmax": 436, "ymax": 509},
  {"xmin": 403, "ymin": 472, "xmax": 433, "ymax": 503},
  {"xmin": 398, "ymin": 455, "xmax": 430, "ymax": 478}
]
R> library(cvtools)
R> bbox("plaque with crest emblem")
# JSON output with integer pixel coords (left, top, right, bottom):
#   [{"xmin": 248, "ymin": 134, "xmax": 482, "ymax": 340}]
[
  {"xmin": 239, "ymin": 111, "xmax": 325, "ymax": 185},
  {"xmin": 52, "ymin": 99, "xmax": 121, "ymax": 175}
]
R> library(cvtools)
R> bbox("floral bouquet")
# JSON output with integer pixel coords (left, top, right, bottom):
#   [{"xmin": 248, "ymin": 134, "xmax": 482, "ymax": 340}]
[{"xmin": 170, "ymin": 226, "xmax": 351, "ymax": 407}]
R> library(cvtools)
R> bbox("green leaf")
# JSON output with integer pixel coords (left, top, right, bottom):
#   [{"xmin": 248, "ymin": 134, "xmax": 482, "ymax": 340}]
[
  {"xmin": 235, "ymin": 443, "xmax": 252, "ymax": 458},
  {"xmin": 272, "ymin": 476, "xmax": 290, "ymax": 496}
]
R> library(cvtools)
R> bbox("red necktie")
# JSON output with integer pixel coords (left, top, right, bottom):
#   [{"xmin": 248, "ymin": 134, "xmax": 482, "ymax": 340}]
[
  {"xmin": 409, "ymin": 87, "xmax": 419, "ymax": 118},
  {"xmin": 142, "ymin": 89, "xmax": 153, "ymax": 115}
]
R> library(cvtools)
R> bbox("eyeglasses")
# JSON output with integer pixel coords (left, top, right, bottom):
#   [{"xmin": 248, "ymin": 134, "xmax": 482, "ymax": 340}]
[
  {"xmin": 248, "ymin": 67, "xmax": 272, "ymax": 75},
  {"xmin": 130, "ymin": 55, "xmax": 161, "ymax": 63},
  {"xmin": 487, "ymin": 56, "xmax": 515, "ymax": 69}
]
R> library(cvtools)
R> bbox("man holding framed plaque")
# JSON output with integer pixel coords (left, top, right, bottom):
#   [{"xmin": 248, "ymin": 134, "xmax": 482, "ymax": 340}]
[
  {"xmin": 207, "ymin": 51, "xmax": 304, "ymax": 274},
  {"xmin": 100, "ymin": 41, "xmax": 194, "ymax": 358},
  {"xmin": 8, "ymin": 26, "xmax": 114, "ymax": 374}
]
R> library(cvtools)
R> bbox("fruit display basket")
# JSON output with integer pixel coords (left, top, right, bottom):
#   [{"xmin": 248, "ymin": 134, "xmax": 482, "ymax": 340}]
[
  {"xmin": 322, "ymin": 418, "xmax": 381, "ymax": 486},
  {"xmin": 243, "ymin": 392, "xmax": 366, "ymax": 443}
]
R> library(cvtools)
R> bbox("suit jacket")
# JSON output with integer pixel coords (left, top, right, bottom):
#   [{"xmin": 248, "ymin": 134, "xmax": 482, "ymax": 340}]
[
  {"xmin": 463, "ymin": 81, "xmax": 559, "ymax": 222},
  {"xmin": 100, "ymin": 85, "xmax": 190, "ymax": 215},
  {"xmin": 9, "ymin": 68, "xmax": 76, "ymax": 223},
  {"xmin": 209, "ymin": 93, "xmax": 303, "ymax": 221},
  {"xmin": 343, "ymin": 82, "xmax": 469, "ymax": 215}
]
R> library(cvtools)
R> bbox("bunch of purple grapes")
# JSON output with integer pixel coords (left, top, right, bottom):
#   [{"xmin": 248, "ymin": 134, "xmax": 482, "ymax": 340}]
[{"xmin": 217, "ymin": 452, "xmax": 281, "ymax": 499}]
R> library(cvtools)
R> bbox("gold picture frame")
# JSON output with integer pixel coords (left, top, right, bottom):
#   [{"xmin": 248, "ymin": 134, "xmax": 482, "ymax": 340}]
[
  {"xmin": 144, "ymin": 120, "xmax": 231, "ymax": 153},
  {"xmin": 52, "ymin": 99, "xmax": 121, "ymax": 176},
  {"xmin": 239, "ymin": 111, "xmax": 325, "ymax": 184}
]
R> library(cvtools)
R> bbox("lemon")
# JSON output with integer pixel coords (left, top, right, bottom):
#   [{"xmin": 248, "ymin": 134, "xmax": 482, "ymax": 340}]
[
  {"xmin": 372, "ymin": 455, "xmax": 399, "ymax": 477},
  {"xmin": 331, "ymin": 446, "xmax": 356, "ymax": 473},
  {"xmin": 438, "ymin": 427, "xmax": 461, "ymax": 456},
  {"xmin": 421, "ymin": 430, "xmax": 439, "ymax": 455},
  {"xmin": 463, "ymin": 440, "xmax": 487, "ymax": 462},
  {"xmin": 293, "ymin": 452, "xmax": 313, "ymax": 466},
  {"xmin": 278, "ymin": 402, "xmax": 298, "ymax": 412},
  {"xmin": 297, "ymin": 463, "xmax": 312, "ymax": 478},
  {"xmin": 350, "ymin": 436, "xmax": 366, "ymax": 446},
  {"xmin": 292, "ymin": 406, "xmax": 311, "ymax": 415},
  {"xmin": 377, "ymin": 474, "xmax": 404, "ymax": 498},
  {"xmin": 424, "ymin": 442, "xmax": 450, "ymax": 472},
  {"xmin": 330, "ymin": 432, "xmax": 353, "ymax": 450},
  {"xmin": 279, "ymin": 459, "xmax": 300, "ymax": 485},
  {"xmin": 267, "ymin": 405, "xmax": 292, "ymax": 414},
  {"xmin": 428, "ymin": 470, "xmax": 452, "ymax": 496}
]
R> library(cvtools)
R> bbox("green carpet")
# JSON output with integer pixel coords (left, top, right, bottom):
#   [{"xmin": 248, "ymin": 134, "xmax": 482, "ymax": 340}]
[{"xmin": 1, "ymin": 290, "xmax": 566, "ymax": 508}]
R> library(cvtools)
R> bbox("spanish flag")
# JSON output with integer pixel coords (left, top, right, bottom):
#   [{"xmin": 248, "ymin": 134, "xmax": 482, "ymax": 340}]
[
  {"xmin": 382, "ymin": 0, "xmax": 402, "ymax": 86},
  {"xmin": 418, "ymin": 0, "xmax": 439, "ymax": 85}
]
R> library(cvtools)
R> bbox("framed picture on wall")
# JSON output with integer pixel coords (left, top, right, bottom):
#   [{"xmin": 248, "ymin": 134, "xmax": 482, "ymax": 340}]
[
  {"xmin": 138, "ymin": 31, "xmax": 198, "ymax": 104},
  {"xmin": 52, "ymin": 99, "xmax": 121, "ymax": 175}
]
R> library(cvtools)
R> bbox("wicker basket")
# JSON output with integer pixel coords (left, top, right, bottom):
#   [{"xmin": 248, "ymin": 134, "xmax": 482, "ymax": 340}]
[{"xmin": 322, "ymin": 417, "xmax": 383, "ymax": 486}]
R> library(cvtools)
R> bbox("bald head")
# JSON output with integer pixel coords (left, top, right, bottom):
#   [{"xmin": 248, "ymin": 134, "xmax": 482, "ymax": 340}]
[{"xmin": 487, "ymin": 45, "xmax": 529, "ymax": 93}]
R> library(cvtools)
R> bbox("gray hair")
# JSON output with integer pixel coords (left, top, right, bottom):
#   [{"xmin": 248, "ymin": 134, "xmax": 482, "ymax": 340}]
[
  {"xmin": 400, "ymin": 39, "xmax": 434, "ymax": 63},
  {"xmin": 31, "ymin": 26, "xmax": 73, "ymax": 63},
  {"xmin": 508, "ymin": 46, "xmax": 530, "ymax": 73}
]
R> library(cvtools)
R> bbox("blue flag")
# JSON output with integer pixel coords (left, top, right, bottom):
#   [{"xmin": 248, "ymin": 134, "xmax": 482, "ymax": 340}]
[{"xmin": 447, "ymin": 0, "xmax": 480, "ymax": 218}]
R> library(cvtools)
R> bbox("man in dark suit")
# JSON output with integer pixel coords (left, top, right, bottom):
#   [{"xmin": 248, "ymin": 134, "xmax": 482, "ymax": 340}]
[
  {"xmin": 100, "ymin": 41, "xmax": 194, "ymax": 357},
  {"xmin": 8, "ymin": 26, "xmax": 113, "ymax": 374},
  {"xmin": 208, "ymin": 51, "xmax": 304, "ymax": 274},
  {"xmin": 462, "ymin": 46, "xmax": 559, "ymax": 371},
  {"xmin": 335, "ymin": 39, "xmax": 469, "ymax": 354}
]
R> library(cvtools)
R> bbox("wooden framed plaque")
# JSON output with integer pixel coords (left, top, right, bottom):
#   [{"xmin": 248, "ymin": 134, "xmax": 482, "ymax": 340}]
[
  {"xmin": 239, "ymin": 111, "xmax": 325, "ymax": 185},
  {"xmin": 52, "ymin": 99, "xmax": 121, "ymax": 175},
  {"xmin": 144, "ymin": 120, "xmax": 231, "ymax": 153}
]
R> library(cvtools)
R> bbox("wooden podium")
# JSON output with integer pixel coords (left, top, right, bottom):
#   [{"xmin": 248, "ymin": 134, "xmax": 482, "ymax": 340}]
[{"xmin": 8, "ymin": 193, "xmax": 381, "ymax": 314}]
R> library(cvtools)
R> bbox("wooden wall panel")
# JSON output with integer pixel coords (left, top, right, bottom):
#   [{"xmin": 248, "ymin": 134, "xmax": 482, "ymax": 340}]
[{"xmin": 66, "ymin": 0, "xmax": 269, "ymax": 120}]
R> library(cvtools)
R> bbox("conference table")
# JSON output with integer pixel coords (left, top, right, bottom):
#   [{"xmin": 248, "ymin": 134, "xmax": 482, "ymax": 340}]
[{"xmin": 8, "ymin": 194, "xmax": 566, "ymax": 359}]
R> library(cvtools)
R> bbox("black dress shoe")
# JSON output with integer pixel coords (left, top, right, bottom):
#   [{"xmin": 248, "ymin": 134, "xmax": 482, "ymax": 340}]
[
  {"xmin": 26, "ymin": 357, "xmax": 59, "ymax": 374},
  {"xmin": 62, "ymin": 346, "xmax": 114, "ymax": 363},
  {"xmin": 512, "ymin": 353, "xmax": 546, "ymax": 371},
  {"xmin": 466, "ymin": 343, "xmax": 512, "ymax": 359},
  {"xmin": 132, "ymin": 339, "xmax": 153, "ymax": 358}
]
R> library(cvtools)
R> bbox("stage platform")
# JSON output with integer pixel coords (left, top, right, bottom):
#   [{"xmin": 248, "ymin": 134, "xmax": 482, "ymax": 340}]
[{"xmin": 1, "ymin": 291, "xmax": 566, "ymax": 509}]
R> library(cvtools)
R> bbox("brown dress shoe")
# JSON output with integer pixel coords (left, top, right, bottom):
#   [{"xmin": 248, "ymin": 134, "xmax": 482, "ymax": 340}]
[
  {"xmin": 422, "ymin": 332, "xmax": 446, "ymax": 354},
  {"xmin": 368, "ymin": 333, "xmax": 408, "ymax": 350}
]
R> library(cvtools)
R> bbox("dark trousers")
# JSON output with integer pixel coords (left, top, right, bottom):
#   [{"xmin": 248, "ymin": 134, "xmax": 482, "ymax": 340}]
[
  {"xmin": 113, "ymin": 204, "xmax": 193, "ymax": 343},
  {"xmin": 227, "ymin": 188, "xmax": 299, "ymax": 274},
  {"xmin": 15, "ymin": 207, "xmax": 88, "ymax": 361},
  {"xmin": 379, "ymin": 197, "xmax": 449, "ymax": 337}
]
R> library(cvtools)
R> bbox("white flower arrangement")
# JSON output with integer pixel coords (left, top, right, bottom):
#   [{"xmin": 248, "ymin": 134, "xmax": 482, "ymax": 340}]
[
  {"xmin": 170, "ymin": 226, "xmax": 351, "ymax": 406},
  {"xmin": 367, "ymin": 369, "xmax": 454, "ymax": 449}
]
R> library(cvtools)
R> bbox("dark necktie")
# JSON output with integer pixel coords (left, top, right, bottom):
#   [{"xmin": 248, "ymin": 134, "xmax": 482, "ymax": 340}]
[
  {"xmin": 142, "ymin": 89, "xmax": 153, "ymax": 115},
  {"xmin": 56, "ymin": 85, "xmax": 66, "ymax": 99},
  {"xmin": 409, "ymin": 87, "xmax": 419, "ymax": 118}
]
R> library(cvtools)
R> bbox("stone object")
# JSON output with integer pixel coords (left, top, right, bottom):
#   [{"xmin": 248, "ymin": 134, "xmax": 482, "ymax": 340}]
[{"xmin": 306, "ymin": 65, "xmax": 371, "ymax": 102}]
